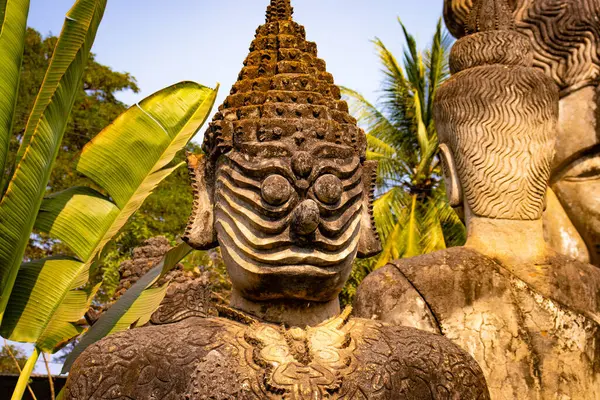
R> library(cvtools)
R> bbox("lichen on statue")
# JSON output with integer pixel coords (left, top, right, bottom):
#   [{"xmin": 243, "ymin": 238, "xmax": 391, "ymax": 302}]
[
  {"xmin": 61, "ymin": 1, "xmax": 490, "ymax": 399},
  {"xmin": 444, "ymin": 0, "xmax": 600, "ymax": 266},
  {"xmin": 355, "ymin": 1, "xmax": 600, "ymax": 398}
]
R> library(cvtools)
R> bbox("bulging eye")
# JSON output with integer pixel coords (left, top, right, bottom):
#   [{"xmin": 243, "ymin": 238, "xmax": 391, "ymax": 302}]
[
  {"xmin": 314, "ymin": 174, "xmax": 343, "ymax": 204},
  {"xmin": 261, "ymin": 175, "xmax": 292, "ymax": 206}
]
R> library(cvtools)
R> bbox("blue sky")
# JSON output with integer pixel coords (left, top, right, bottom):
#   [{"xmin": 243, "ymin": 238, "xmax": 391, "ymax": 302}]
[{"xmin": 16, "ymin": 0, "xmax": 446, "ymax": 375}]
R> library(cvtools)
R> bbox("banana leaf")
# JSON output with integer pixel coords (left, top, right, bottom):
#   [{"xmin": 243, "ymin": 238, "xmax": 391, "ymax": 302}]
[
  {"xmin": 0, "ymin": 0, "xmax": 30, "ymax": 188},
  {"xmin": 0, "ymin": 0, "xmax": 107, "ymax": 325},
  {"xmin": 0, "ymin": 258, "xmax": 100, "ymax": 352},
  {"xmin": 33, "ymin": 81, "xmax": 216, "ymax": 262}
]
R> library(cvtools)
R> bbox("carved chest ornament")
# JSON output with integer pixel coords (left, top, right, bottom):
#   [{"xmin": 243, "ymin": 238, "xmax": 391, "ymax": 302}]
[{"xmin": 186, "ymin": 306, "xmax": 359, "ymax": 400}]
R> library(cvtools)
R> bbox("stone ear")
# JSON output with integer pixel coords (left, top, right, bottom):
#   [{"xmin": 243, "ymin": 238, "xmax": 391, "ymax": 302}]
[
  {"xmin": 357, "ymin": 160, "xmax": 382, "ymax": 258},
  {"xmin": 182, "ymin": 153, "xmax": 219, "ymax": 250},
  {"xmin": 439, "ymin": 143, "xmax": 463, "ymax": 208}
]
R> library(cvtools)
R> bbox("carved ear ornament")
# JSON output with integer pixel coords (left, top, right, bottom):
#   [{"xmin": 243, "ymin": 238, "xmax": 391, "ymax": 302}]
[
  {"xmin": 358, "ymin": 160, "xmax": 382, "ymax": 258},
  {"xmin": 182, "ymin": 153, "xmax": 218, "ymax": 250}
]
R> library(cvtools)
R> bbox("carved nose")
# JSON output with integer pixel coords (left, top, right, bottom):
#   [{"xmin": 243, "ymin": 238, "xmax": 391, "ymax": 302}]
[{"xmin": 292, "ymin": 200, "xmax": 320, "ymax": 236}]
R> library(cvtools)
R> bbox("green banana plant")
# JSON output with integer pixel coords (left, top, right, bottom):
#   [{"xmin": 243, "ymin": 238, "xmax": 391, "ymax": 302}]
[
  {"xmin": 0, "ymin": 0, "xmax": 106, "ymax": 328},
  {"xmin": 1, "ymin": 82, "xmax": 217, "ymax": 399},
  {"xmin": 0, "ymin": 0, "xmax": 30, "ymax": 189},
  {"xmin": 0, "ymin": 1, "xmax": 106, "ymax": 398},
  {"xmin": 0, "ymin": 1, "xmax": 218, "ymax": 398}
]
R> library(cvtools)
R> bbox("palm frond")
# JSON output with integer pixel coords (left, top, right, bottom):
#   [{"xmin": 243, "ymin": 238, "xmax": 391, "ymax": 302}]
[
  {"xmin": 398, "ymin": 19, "xmax": 426, "ymax": 116},
  {"xmin": 342, "ymin": 87, "xmax": 408, "ymax": 153},
  {"xmin": 372, "ymin": 39, "xmax": 416, "ymax": 142},
  {"xmin": 424, "ymin": 19, "xmax": 453, "ymax": 127}
]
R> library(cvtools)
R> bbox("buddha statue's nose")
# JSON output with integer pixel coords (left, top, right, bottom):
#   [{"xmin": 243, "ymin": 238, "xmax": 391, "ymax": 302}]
[{"xmin": 292, "ymin": 199, "xmax": 320, "ymax": 236}]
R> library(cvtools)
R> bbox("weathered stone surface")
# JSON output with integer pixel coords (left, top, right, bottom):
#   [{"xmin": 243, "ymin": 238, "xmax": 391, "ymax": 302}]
[
  {"xmin": 443, "ymin": 0, "xmax": 600, "ymax": 265},
  {"xmin": 88, "ymin": 237, "xmax": 214, "ymax": 324},
  {"xmin": 63, "ymin": 1, "xmax": 490, "ymax": 398},
  {"xmin": 552, "ymin": 85, "xmax": 600, "ymax": 265},
  {"xmin": 355, "ymin": 1, "xmax": 600, "ymax": 398},
  {"xmin": 64, "ymin": 310, "xmax": 490, "ymax": 399},
  {"xmin": 354, "ymin": 248, "xmax": 600, "ymax": 399}
]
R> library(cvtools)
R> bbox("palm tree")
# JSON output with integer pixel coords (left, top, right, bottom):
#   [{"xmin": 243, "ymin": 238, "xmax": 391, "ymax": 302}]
[{"xmin": 344, "ymin": 19, "xmax": 465, "ymax": 271}]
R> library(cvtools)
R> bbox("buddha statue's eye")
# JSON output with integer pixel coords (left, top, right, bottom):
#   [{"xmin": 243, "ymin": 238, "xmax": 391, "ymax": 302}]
[
  {"xmin": 261, "ymin": 174, "xmax": 293, "ymax": 206},
  {"xmin": 314, "ymin": 174, "xmax": 343, "ymax": 205},
  {"xmin": 563, "ymin": 154, "xmax": 600, "ymax": 182}
]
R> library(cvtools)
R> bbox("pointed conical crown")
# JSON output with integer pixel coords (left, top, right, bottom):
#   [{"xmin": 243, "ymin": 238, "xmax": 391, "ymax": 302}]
[{"xmin": 202, "ymin": 0, "xmax": 365, "ymax": 161}]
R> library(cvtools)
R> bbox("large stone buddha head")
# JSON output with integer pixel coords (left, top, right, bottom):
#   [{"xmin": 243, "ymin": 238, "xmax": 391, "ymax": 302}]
[
  {"xmin": 435, "ymin": 0, "xmax": 559, "ymax": 231},
  {"xmin": 443, "ymin": 0, "xmax": 600, "ymax": 265},
  {"xmin": 182, "ymin": 0, "xmax": 381, "ymax": 314}
]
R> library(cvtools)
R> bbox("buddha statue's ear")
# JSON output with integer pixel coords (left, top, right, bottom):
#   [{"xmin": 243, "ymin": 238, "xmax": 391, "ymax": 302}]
[
  {"xmin": 357, "ymin": 160, "xmax": 382, "ymax": 258},
  {"xmin": 182, "ymin": 153, "xmax": 219, "ymax": 250},
  {"xmin": 439, "ymin": 143, "xmax": 463, "ymax": 208}
]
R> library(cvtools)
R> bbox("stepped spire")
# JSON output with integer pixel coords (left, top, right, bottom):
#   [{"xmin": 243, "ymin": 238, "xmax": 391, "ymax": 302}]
[
  {"xmin": 202, "ymin": 0, "xmax": 366, "ymax": 163},
  {"xmin": 466, "ymin": 0, "xmax": 514, "ymax": 34},
  {"xmin": 266, "ymin": 0, "xmax": 294, "ymax": 23}
]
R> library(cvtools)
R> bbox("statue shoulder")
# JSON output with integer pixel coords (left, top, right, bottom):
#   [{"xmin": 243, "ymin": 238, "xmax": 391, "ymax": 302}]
[
  {"xmin": 349, "ymin": 319, "xmax": 491, "ymax": 399},
  {"xmin": 63, "ymin": 317, "xmax": 238, "ymax": 400},
  {"xmin": 354, "ymin": 247, "xmax": 498, "ymax": 328},
  {"xmin": 353, "ymin": 263, "xmax": 439, "ymax": 332}
]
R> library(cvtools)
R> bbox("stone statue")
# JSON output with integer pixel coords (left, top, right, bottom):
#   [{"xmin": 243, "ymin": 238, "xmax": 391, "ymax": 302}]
[
  {"xmin": 62, "ymin": 1, "xmax": 490, "ymax": 399},
  {"xmin": 444, "ymin": 0, "xmax": 600, "ymax": 266},
  {"xmin": 354, "ymin": 0, "xmax": 600, "ymax": 398}
]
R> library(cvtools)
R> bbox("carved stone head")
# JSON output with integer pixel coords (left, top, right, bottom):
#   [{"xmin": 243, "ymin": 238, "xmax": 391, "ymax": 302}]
[
  {"xmin": 444, "ymin": 0, "xmax": 600, "ymax": 264},
  {"xmin": 183, "ymin": 0, "xmax": 381, "ymax": 303},
  {"xmin": 435, "ymin": 0, "xmax": 559, "ymax": 221}
]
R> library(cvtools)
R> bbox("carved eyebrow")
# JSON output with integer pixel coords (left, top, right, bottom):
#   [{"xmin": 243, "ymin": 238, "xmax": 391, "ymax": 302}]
[
  {"xmin": 225, "ymin": 152, "xmax": 294, "ymax": 181},
  {"xmin": 552, "ymin": 144, "xmax": 600, "ymax": 183},
  {"xmin": 310, "ymin": 157, "xmax": 361, "ymax": 181}
]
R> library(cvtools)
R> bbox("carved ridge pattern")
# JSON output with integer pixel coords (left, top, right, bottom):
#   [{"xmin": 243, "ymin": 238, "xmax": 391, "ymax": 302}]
[
  {"xmin": 435, "ymin": 65, "xmax": 558, "ymax": 219},
  {"xmin": 516, "ymin": 0, "xmax": 600, "ymax": 95},
  {"xmin": 182, "ymin": 154, "xmax": 217, "ymax": 250},
  {"xmin": 449, "ymin": 30, "xmax": 532, "ymax": 74},
  {"xmin": 214, "ymin": 154, "xmax": 363, "ymax": 269},
  {"xmin": 444, "ymin": 0, "xmax": 600, "ymax": 96},
  {"xmin": 183, "ymin": 153, "xmax": 203, "ymax": 244},
  {"xmin": 365, "ymin": 160, "xmax": 380, "ymax": 244}
]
